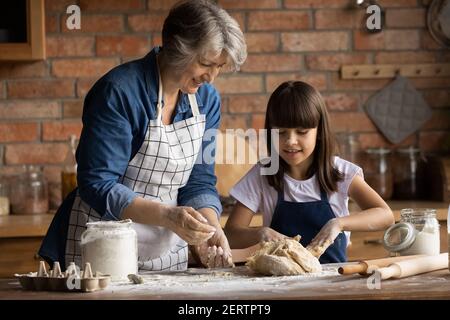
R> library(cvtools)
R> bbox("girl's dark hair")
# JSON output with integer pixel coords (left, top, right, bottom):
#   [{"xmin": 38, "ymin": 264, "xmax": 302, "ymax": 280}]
[{"xmin": 264, "ymin": 81, "xmax": 343, "ymax": 194}]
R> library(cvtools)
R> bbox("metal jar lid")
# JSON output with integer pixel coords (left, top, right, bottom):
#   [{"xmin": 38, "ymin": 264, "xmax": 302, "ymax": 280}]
[{"xmin": 383, "ymin": 222, "xmax": 417, "ymax": 252}]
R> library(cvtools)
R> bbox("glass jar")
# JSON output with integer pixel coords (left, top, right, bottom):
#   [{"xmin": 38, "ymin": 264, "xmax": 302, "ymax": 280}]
[
  {"xmin": 80, "ymin": 219, "xmax": 137, "ymax": 281},
  {"xmin": 362, "ymin": 148, "xmax": 393, "ymax": 200},
  {"xmin": 61, "ymin": 135, "xmax": 78, "ymax": 200},
  {"xmin": 393, "ymin": 146, "xmax": 426, "ymax": 200},
  {"xmin": 0, "ymin": 176, "xmax": 10, "ymax": 216},
  {"xmin": 383, "ymin": 208, "xmax": 440, "ymax": 256},
  {"xmin": 11, "ymin": 166, "xmax": 49, "ymax": 215},
  {"xmin": 336, "ymin": 133, "xmax": 362, "ymax": 165}
]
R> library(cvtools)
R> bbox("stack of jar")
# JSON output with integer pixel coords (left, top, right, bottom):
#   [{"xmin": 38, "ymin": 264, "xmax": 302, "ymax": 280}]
[
  {"xmin": 361, "ymin": 146, "xmax": 426, "ymax": 201},
  {"xmin": 362, "ymin": 148, "xmax": 393, "ymax": 200},
  {"xmin": 393, "ymin": 146, "xmax": 426, "ymax": 200}
]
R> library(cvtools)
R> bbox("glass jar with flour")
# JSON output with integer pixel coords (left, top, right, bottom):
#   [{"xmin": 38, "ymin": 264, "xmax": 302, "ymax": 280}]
[
  {"xmin": 81, "ymin": 219, "xmax": 138, "ymax": 281},
  {"xmin": 383, "ymin": 208, "xmax": 440, "ymax": 256}
]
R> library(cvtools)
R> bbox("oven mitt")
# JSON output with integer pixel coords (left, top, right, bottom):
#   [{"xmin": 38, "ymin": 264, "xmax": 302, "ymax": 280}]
[{"xmin": 364, "ymin": 75, "xmax": 432, "ymax": 144}]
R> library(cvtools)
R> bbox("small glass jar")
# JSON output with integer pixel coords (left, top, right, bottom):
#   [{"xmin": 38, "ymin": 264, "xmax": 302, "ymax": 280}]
[
  {"xmin": 383, "ymin": 208, "xmax": 440, "ymax": 256},
  {"xmin": 80, "ymin": 219, "xmax": 137, "ymax": 281},
  {"xmin": 11, "ymin": 166, "xmax": 49, "ymax": 215},
  {"xmin": 61, "ymin": 135, "xmax": 78, "ymax": 200},
  {"xmin": 337, "ymin": 133, "xmax": 362, "ymax": 165},
  {"xmin": 0, "ymin": 176, "xmax": 10, "ymax": 216},
  {"xmin": 393, "ymin": 146, "xmax": 426, "ymax": 200},
  {"xmin": 362, "ymin": 148, "xmax": 393, "ymax": 200}
]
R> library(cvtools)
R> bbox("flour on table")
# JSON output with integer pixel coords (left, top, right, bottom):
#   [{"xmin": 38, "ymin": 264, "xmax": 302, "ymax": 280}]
[{"xmin": 106, "ymin": 265, "xmax": 339, "ymax": 298}]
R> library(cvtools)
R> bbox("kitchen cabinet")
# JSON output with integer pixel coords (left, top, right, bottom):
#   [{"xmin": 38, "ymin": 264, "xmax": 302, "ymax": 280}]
[
  {"xmin": 0, "ymin": 0, "xmax": 46, "ymax": 60},
  {"xmin": 0, "ymin": 214, "xmax": 53, "ymax": 277}
]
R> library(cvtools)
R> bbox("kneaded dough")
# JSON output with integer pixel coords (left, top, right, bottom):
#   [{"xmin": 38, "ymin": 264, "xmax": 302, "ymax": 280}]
[
  {"xmin": 306, "ymin": 239, "xmax": 333, "ymax": 258},
  {"xmin": 246, "ymin": 236, "xmax": 322, "ymax": 276}
]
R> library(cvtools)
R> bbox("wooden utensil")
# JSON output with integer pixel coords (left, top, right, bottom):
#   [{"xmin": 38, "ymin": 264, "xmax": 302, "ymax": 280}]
[
  {"xmin": 231, "ymin": 244, "xmax": 261, "ymax": 263},
  {"xmin": 376, "ymin": 253, "xmax": 448, "ymax": 280},
  {"xmin": 338, "ymin": 255, "xmax": 425, "ymax": 275}
]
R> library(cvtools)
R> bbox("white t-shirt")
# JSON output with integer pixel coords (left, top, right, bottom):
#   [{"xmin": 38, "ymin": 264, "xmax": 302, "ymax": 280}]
[{"xmin": 229, "ymin": 156, "xmax": 363, "ymax": 244}]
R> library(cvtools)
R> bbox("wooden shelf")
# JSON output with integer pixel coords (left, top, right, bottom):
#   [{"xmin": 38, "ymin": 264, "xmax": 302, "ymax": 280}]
[
  {"xmin": 0, "ymin": 0, "xmax": 46, "ymax": 61},
  {"xmin": 341, "ymin": 63, "xmax": 450, "ymax": 79}
]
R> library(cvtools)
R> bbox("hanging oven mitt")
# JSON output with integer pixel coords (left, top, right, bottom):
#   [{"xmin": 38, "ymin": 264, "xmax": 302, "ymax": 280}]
[{"xmin": 364, "ymin": 75, "xmax": 432, "ymax": 144}]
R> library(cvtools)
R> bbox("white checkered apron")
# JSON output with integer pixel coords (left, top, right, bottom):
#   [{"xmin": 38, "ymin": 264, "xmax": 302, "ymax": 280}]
[{"xmin": 65, "ymin": 72, "xmax": 206, "ymax": 271}]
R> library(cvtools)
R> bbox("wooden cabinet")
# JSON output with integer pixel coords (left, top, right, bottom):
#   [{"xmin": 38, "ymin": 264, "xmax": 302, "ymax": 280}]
[
  {"xmin": 0, "ymin": 214, "xmax": 53, "ymax": 277},
  {"xmin": 0, "ymin": 0, "xmax": 45, "ymax": 61}
]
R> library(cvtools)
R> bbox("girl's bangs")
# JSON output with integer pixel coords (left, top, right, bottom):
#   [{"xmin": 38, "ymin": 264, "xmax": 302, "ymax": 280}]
[{"xmin": 268, "ymin": 87, "xmax": 320, "ymax": 129}]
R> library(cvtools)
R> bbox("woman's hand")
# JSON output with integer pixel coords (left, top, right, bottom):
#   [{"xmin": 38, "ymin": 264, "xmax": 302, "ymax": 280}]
[
  {"xmin": 306, "ymin": 218, "xmax": 342, "ymax": 257},
  {"xmin": 163, "ymin": 206, "xmax": 217, "ymax": 245},
  {"xmin": 192, "ymin": 228, "xmax": 233, "ymax": 268},
  {"xmin": 257, "ymin": 227, "xmax": 287, "ymax": 242}
]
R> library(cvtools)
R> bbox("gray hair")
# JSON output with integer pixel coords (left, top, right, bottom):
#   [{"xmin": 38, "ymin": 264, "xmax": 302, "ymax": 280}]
[{"xmin": 161, "ymin": 0, "xmax": 247, "ymax": 72}]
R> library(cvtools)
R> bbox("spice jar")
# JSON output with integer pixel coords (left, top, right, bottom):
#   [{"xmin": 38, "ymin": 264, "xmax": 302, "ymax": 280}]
[
  {"xmin": 383, "ymin": 208, "xmax": 440, "ymax": 256},
  {"xmin": 11, "ymin": 166, "xmax": 49, "ymax": 215},
  {"xmin": 362, "ymin": 148, "xmax": 393, "ymax": 200},
  {"xmin": 0, "ymin": 176, "xmax": 10, "ymax": 216},
  {"xmin": 393, "ymin": 146, "xmax": 426, "ymax": 200},
  {"xmin": 80, "ymin": 219, "xmax": 137, "ymax": 281}
]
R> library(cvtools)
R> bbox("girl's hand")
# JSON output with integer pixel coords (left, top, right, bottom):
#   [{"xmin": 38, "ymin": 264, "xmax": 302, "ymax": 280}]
[
  {"xmin": 306, "ymin": 218, "xmax": 342, "ymax": 257},
  {"xmin": 257, "ymin": 227, "xmax": 287, "ymax": 242},
  {"xmin": 163, "ymin": 206, "xmax": 217, "ymax": 245},
  {"xmin": 192, "ymin": 228, "xmax": 234, "ymax": 268}
]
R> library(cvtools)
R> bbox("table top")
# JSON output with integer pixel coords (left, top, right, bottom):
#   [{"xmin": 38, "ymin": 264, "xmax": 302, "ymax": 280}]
[{"xmin": 1, "ymin": 265, "xmax": 450, "ymax": 300}]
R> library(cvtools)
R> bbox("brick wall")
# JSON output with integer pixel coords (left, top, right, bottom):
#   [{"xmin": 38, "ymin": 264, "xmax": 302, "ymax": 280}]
[{"xmin": 0, "ymin": 0, "xmax": 449, "ymax": 208}]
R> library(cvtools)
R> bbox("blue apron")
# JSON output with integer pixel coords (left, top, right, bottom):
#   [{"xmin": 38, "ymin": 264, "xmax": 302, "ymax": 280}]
[{"xmin": 269, "ymin": 187, "xmax": 347, "ymax": 264}]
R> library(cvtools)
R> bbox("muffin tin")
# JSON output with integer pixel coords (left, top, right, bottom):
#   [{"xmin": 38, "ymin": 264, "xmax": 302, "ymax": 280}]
[{"xmin": 15, "ymin": 261, "xmax": 111, "ymax": 292}]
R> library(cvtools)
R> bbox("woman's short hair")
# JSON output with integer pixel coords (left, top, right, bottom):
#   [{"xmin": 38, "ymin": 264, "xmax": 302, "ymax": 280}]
[{"xmin": 161, "ymin": 0, "xmax": 247, "ymax": 72}]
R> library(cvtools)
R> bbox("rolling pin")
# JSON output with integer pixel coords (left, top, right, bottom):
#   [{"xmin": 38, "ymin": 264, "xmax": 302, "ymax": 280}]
[
  {"xmin": 338, "ymin": 255, "xmax": 425, "ymax": 275},
  {"xmin": 376, "ymin": 253, "xmax": 448, "ymax": 280}
]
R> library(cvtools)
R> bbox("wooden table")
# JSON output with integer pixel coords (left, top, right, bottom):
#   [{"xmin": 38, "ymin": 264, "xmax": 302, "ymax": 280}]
[
  {"xmin": 0, "ymin": 201, "xmax": 448, "ymax": 277},
  {"xmin": 1, "ymin": 266, "xmax": 449, "ymax": 300}
]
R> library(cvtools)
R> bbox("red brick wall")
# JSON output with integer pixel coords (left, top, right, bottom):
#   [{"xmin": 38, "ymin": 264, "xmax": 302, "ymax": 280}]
[{"xmin": 0, "ymin": 0, "xmax": 449, "ymax": 208}]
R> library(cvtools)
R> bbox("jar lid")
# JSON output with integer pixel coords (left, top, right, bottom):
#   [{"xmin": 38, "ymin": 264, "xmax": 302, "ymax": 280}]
[
  {"xmin": 86, "ymin": 219, "xmax": 132, "ymax": 229},
  {"xmin": 383, "ymin": 222, "xmax": 417, "ymax": 252},
  {"xmin": 400, "ymin": 208, "xmax": 436, "ymax": 220}
]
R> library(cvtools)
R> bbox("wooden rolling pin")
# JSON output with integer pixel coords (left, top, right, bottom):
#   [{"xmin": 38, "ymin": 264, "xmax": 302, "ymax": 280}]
[
  {"xmin": 376, "ymin": 253, "xmax": 448, "ymax": 280},
  {"xmin": 338, "ymin": 255, "xmax": 425, "ymax": 275}
]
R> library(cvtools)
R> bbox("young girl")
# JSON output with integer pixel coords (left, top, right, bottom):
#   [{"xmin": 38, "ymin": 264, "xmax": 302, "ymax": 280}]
[{"xmin": 224, "ymin": 81, "xmax": 394, "ymax": 263}]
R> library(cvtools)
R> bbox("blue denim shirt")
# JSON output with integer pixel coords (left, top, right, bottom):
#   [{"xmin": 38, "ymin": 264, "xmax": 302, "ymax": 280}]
[{"xmin": 39, "ymin": 47, "xmax": 222, "ymax": 265}]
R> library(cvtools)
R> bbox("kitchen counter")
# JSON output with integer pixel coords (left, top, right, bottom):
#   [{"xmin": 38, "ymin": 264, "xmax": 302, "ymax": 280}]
[
  {"xmin": 0, "ymin": 266, "xmax": 449, "ymax": 300},
  {"xmin": 1, "ymin": 201, "xmax": 448, "ymax": 238},
  {"xmin": 0, "ymin": 201, "xmax": 448, "ymax": 277}
]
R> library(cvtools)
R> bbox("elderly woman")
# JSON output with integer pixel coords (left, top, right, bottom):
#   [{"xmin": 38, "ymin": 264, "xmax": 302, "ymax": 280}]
[{"xmin": 39, "ymin": 0, "xmax": 247, "ymax": 271}]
